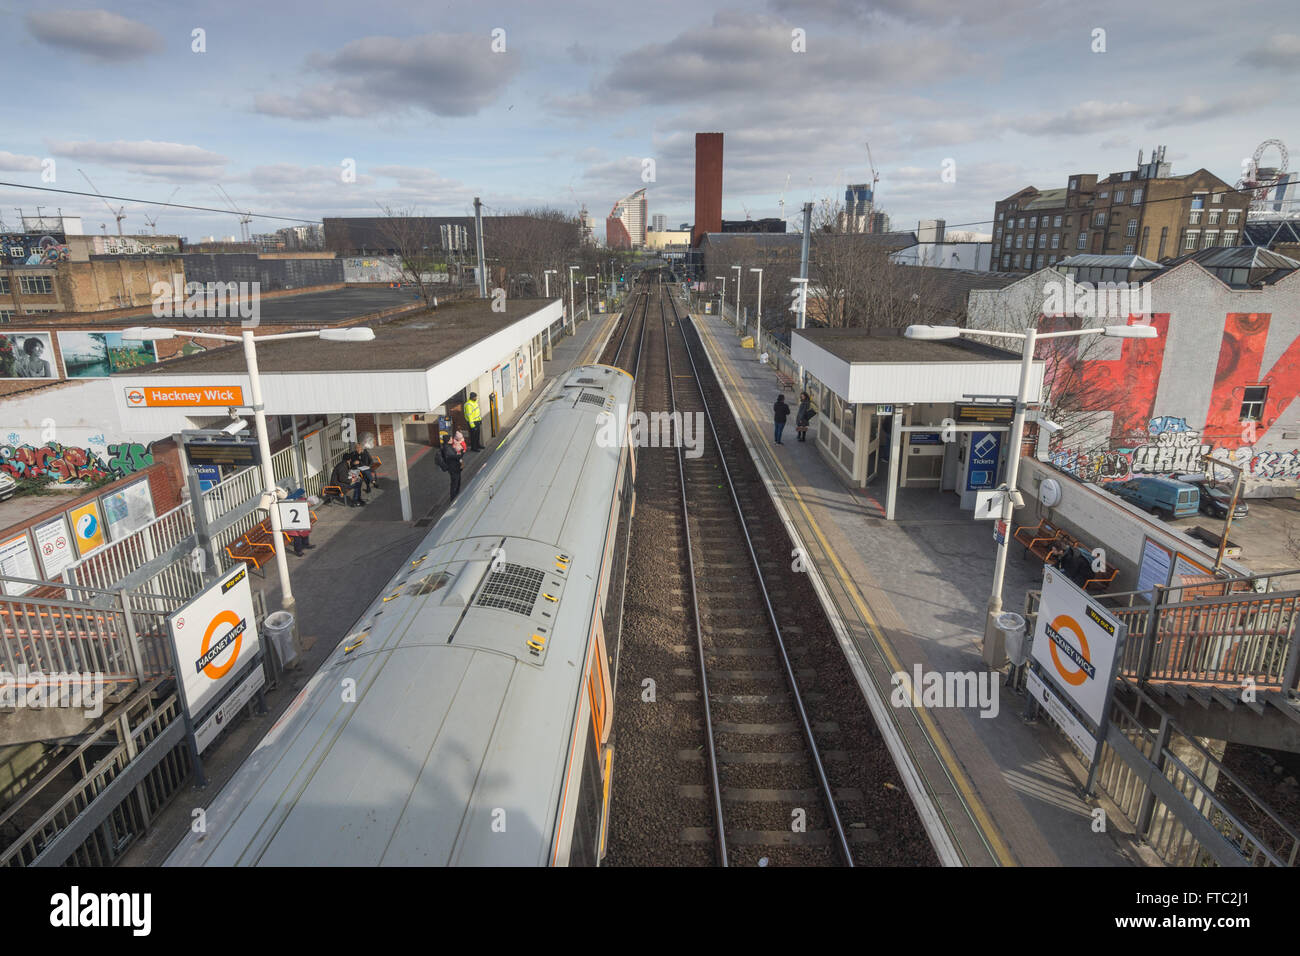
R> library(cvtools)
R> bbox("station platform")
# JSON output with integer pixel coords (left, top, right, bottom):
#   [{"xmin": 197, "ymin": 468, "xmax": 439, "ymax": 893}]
[
  {"xmin": 690, "ymin": 308, "xmax": 1153, "ymax": 867},
  {"xmin": 120, "ymin": 307, "xmax": 622, "ymax": 866}
]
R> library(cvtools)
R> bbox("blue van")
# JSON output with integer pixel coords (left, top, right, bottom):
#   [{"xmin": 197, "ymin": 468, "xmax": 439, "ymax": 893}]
[{"xmin": 1111, "ymin": 476, "xmax": 1199, "ymax": 519}]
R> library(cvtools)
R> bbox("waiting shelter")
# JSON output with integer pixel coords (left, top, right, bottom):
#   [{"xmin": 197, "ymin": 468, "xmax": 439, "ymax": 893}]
[
  {"xmin": 791, "ymin": 327, "xmax": 1046, "ymax": 519},
  {"xmin": 114, "ymin": 297, "xmax": 565, "ymax": 521}
]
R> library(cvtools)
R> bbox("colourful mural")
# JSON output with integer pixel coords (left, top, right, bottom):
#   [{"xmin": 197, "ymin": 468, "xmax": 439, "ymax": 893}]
[
  {"xmin": 0, "ymin": 440, "xmax": 155, "ymax": 484},
  {"xmin": 1044, "ymin": 311, "xmax": 1300, "ymax": 486}
]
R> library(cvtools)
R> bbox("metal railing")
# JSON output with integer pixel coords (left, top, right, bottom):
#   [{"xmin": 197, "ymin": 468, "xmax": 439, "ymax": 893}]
[
  {"xmin": 1094, "ymin": 687, "xmax": 1300, "ymax": 866},
  {"xmin": 65, "ymin": 502, "xmax": 196, "ymax": 596},
  {"xmin": 0, "ymin": 685, "xmax": 190, "ymax": 867},
  {"xmin": 0, "ymin": 580, "xmax": 175, "ymax": 685},
  {"xmin": 1027, "ymin": 576, "xmax": 1300, "ymax": 692}
]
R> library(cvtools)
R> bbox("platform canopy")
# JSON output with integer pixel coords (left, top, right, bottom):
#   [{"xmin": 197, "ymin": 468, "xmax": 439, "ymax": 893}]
[{"xmin": 792, "ymin": 327, "xmax": 1045, "ymax": 405}]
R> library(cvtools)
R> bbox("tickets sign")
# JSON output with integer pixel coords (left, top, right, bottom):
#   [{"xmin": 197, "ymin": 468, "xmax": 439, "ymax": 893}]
[
  {"xmin": 1030, "ymin": 568, "xmax": 1124, "ymax": 727},
  {"xmin": 125, "ymin": 385, "xmax": 245, "ymax": 408}
]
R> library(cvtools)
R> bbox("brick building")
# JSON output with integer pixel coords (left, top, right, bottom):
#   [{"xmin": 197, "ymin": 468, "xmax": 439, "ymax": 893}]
[{"xmin": 991, "ymin": 147, "xmax": 1252, "ymax": 274}]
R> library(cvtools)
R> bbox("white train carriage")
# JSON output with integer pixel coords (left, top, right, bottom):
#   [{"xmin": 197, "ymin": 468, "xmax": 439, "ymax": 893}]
[{"xmin": 167, "ymin": 364, "xmax": 636, "ymax": 866}]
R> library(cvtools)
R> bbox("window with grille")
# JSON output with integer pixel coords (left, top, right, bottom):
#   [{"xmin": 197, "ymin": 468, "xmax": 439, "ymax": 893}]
[
  {"xmin": 1054, "ymin": 215, "xmax": 1062, "ymax": 227},
  {"xmin": 1116, "ymin": 190, "xmax": 1125, "ymax": 202},
  {"xmin": 475, "ymin": 563, "xmax": 546, "ymax": 616},
  {"xmin": 1094, "ymin": 212, "xmax": 1106, "ymax": 226},
  {"xmin": 1126, "ymin": 220, "xmax": 1137, "ymax": 237},
  {"xmin": 1184, "ymin": 231, "xmax": 1199, "ymax": 250},
  {"xmin": 1189, "ymin": 210, "xmax": 1201, "ymax": 224},
  {"xmin": 1227, "ymin": 209, "xmax": 1240, "ymax": 225},
  {"xmin": 1029, "ymin": 216, "xmax": 1037, "ymax": 228},
  {"xmin": 1211, "ymin": 192, "xmax": 1223, "ymax": 203},
  {"xmin": 1208, "ymin": 210, "xmax": 1221, "ymax": 225},
  {"xmin": 1131, "ymin": 188, "xmax": 1142, "ymax": 205},
  {"xmin": 1051, "ymin": 234, "xmax": 1060, "ymax": 248},
  {"xmin": 1077, "ymin": 233, "xmax": 1087, "ymax": 250},
  {"xmin": 18, "ymin": 275, "xmax": 52, "ymax": 295},
  {"xmin": 1203, "ymin": 231, "xmax": 1218, "ymax": 248},
  {"xmin": 0, "ymin": 276, "xmax": 8, "ymax": 294},
  {"xmin": 1240, "ymin": 386, "xmax": 1267, "ymax": 422}
]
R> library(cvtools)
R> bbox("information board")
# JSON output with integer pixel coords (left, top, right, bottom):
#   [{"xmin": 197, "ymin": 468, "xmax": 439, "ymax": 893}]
[
  {"xmin": 0, "ymin": 533, "xmax": 38, "ymax": 594},
  {"xmin": 1030, "ymin": 567, "xmax": 1125, "ymax": 728},
  {"xmin": 166, "ymin": 565, "xmax": 260, "ymax": 725},
  {"xmin": 33, "ymin": 516, "xmax": 75, "ymax": 580}
]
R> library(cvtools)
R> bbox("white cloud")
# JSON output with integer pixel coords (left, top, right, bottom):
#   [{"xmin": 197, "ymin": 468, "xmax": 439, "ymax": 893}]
[{"xmin": 25, "ymin": 10, "xmax": 163, "ymax": 61}]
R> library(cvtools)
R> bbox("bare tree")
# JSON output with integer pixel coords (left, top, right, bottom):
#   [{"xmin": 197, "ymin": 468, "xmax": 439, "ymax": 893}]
[{"xmin": 374, "ymin": 206, "xmax": 450, "ymax": 309}]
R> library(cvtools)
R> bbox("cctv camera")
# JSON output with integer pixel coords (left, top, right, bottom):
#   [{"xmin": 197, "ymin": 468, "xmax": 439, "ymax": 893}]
[
  {"xmin": 222, "ymin": 418, "xmax": 248, "ymax": 436},
  {"xmin": 1037, "ymin": 419, "xmax": 1063, "ymax": 435}
]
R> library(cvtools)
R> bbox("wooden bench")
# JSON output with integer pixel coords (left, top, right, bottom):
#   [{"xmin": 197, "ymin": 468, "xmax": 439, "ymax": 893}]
[
  {"xmin": 774, "ymin": 370, "xmax": 796, "ymax": 392},
  {"xmin": 1014, "ymin": 519, "xmax": 1070, "ymax": 562},
  {"xmin": 224, "ymin": 510, "xmax": 319, "ymax": 572},
  {"xmin": 1014, "ymin": 520, "xmax": 1118, "ymax": 593}
]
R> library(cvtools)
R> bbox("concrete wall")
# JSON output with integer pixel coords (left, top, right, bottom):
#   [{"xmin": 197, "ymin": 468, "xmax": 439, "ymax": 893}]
[
  {"xmin": 180, "ymin": 254, "xmax": 343, "ymax": 291},
  {"xmin": 1014, "ymin": 455, "xmax": 1249, "ymax": 592}
]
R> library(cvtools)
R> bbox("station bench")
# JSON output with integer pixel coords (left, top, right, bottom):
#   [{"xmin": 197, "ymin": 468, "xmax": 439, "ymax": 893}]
[
  {"xmin": 1013, "ymin": 519, "xmax": 1118, "ymax": 593},
  {"xmin": 322, "ymin": 457, "xmax": 383, "ymax": 505},
  {"xmin": 224, "ymin": 510, "xmax": 319, "ymax": 573}
]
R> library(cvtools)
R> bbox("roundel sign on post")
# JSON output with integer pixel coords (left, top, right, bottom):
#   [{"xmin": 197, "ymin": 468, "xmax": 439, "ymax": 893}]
[
  {"xmin": 1029, "ymin": 568, "xmax": 1124, "ymax": 727},
  {"xmin": 166, "ymin": 564, "xmax": 260, "ymax": 726}
]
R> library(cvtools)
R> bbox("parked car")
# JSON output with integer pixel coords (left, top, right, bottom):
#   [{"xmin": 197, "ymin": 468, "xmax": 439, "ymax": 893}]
[
  {"xmin": 1111, "ymin": 476, "xmax": 1200, "ymax": 519},
  {"xmin": 0, "ymin": 473, "xmax": 14, "ymax": 502},
  {"xmin": 1172, "ymin": 472, "xmax": 1248, "ymax": 519}
]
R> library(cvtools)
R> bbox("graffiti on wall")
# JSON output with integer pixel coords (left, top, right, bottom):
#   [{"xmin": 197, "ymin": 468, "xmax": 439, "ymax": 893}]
[
  {"xmin": 1051, "ymin": 415, "xmax": 1300, "ymax": 484},
  {"xmin": 0, "ymin": 440, "xmax": 155, "ymax": 483}
]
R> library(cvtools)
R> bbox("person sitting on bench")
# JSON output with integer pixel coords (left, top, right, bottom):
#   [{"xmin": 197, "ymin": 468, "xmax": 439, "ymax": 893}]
[{"xmin": 331, "ymin": 455, "xmax": 365, "ymax": 507}]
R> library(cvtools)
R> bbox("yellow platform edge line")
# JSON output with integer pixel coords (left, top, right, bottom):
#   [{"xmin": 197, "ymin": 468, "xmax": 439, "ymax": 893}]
[{"xmin": 693, "ymin": 313, "xmax": 1016, "ymax": 868}]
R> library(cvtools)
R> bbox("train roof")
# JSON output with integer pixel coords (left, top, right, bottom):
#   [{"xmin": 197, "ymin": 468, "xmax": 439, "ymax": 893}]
[{"xmin": 167, "ymin": 364, "xmax": 634, "ymax": 866}]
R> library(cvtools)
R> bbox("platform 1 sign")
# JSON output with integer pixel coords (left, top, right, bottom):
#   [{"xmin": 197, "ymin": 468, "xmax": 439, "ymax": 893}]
[{"xmin": 166, "ymin": 564, "xmax": 262, "ymax": 753}]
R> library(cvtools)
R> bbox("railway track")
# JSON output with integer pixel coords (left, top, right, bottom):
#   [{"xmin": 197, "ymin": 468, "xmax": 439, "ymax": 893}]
[{"xmin": 606, "ymin": 281, "xmax": 935, "ymax": 867}]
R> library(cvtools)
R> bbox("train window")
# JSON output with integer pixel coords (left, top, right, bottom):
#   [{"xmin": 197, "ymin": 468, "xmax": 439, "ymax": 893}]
[{"xmin": 569, "ymin": 720, "xmax": 602, "ymax": 867}]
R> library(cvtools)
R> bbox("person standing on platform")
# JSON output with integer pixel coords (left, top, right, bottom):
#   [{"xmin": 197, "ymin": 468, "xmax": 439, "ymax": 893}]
[
  {"xmin": 773, "ymin": 394, "xmax": 790, "ymax": 445},
  {"xmin": 441, "ymin": 434, "xmax": 464, "ymax": 502},
  {"xmin": 795, "ymin": 392, "xmax": 815, "ymax": 442},
  {"xmin": 464, "ymin": 393, "xmax": 483, "ymax": 451}
]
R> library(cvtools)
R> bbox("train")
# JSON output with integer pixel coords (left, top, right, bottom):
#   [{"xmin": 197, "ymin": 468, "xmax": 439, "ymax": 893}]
[{"xmin": 166, "ymin": 363, "xmax": 636, "ymax": 866}]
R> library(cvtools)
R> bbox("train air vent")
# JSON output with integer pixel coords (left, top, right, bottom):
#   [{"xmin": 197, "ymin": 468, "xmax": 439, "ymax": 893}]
[
  {"xmin": 475, "ymin": 563, "xmax": 546, "ymax": 616},
  {"xmin": 578, "ymin": 392, "xmax": 608, "ymax": 408},
  {"xmin": 410, "ymin": 570, "xmax": 453, "ymax": 596},
  {"xmin": 576, "ymin": 377, "xmax": 597, "ymax": 384}
]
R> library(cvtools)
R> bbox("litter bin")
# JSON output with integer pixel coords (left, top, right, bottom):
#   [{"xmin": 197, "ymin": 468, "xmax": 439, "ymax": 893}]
[
  {"xmin": 998, "ymin": 612, "xmax": 1028, "ymax": 665},
  {"xmin": 264, "ymin": 610, "xmax": 299, "ymax": 673}
]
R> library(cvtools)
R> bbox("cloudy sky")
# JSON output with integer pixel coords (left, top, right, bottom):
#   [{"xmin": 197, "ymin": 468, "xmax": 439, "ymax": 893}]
[{"xmin": 0, "ymin": 0, "xmax": 1296, "ymax": 243}]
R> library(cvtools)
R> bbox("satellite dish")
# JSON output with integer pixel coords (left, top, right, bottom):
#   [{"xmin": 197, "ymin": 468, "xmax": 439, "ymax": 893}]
[{"xmin": 1040, "ymin": 477, "xmax": 1062, "ymax": 508}]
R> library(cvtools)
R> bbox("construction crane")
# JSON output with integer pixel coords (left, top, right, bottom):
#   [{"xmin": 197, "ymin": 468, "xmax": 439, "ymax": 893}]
[
  {"xmin": 865, "ymin": 140, "xmax": 881, "ymax": 199},
  {"xmin": 78, "ymin": 169, "xmax": 125, "ymax": 235},
  {"xmin": 214, "ymin": 185, "xmax": 253, "ymax": 242},
  {"xmin": 143, "ymin": 187, "xmax": 182, "ymax": 234}
]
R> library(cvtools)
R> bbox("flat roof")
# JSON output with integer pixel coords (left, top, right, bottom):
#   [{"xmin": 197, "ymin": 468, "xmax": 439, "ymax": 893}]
[
  {"xmin": 796, "ymin": 327, "xmax": 1019, "ymax": 364},
  {"xmin": 132, "ymin": 296, "xmax": 556, "ymax": 375},
  {"xmin": 2, "ymin": 285, "xmax": 425, "ymax": 329}
]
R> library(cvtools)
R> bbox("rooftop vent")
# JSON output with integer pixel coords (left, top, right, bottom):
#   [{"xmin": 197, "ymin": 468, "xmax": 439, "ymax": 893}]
[
  {"xmin": 578, "ymin": 392, "xmax": 608, "ymax": 408},
  {"xmin": 410, "ymin": 570, "xmax": 453, "ymax": 596},
  {"xmin": 475, "ymin": 563, "xmax": 546, "ymax": 616}
]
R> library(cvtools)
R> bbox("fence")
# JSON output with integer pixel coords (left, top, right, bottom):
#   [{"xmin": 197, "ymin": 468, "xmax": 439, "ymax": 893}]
[
  {"xmin": 1022, "ymin": 589, "xmax": 1300, "ymax": 866},
  {"xmin": 65, "ymin": 502, "xmax": 201, "ymax": 599},
  {"xmin": 0, "ymin": 683, "xmax": 191, "ymax": 867},
  {"xmin": 0, "ymin": 579, "xmax": 178, "ymax": 687},
  {"xmin": 1093, "ymin": 688, "xmax": 1299, "ymax": 866}
]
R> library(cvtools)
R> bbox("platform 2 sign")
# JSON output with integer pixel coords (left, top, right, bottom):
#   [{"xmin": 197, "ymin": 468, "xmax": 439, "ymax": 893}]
[
  {"xmin": 166, "ymin": 564, "xmax": 263, "ymax": 754},
  {"xmin": 278, "ymin": 500, "xmax": 311, "ymax": 531}
]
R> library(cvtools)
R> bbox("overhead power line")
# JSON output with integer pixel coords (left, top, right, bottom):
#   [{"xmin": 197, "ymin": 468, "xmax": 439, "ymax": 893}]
[{"xmin": 0, "ymin": 181, "xmax": 320, "ymax": 225}]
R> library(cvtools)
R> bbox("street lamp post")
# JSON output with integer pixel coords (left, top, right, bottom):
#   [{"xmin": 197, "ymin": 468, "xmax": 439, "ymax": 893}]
[
  {"xmin": 567, "ymin": 265, "xmax": 579, "ymax": 331},
  {"xmin": 790, "ymin": 277, "xmax": 808, "ymax": 386},
  {"xmin": 715, "ymin": 275, "xmax": 726, "ymax": 319},
  {"xmin": 749, "ymin": 267, "xmax": 763, "ymax": 356},
  {"xmin": 124, "ymin": 325, "xmax": 375, "ymax": 613},
  {"xmin": 731, "ymin": 265, "xmax": 742, "ymax": 331},
  {"xmin": 543, "ymin": 270, "xmax": 558, "ymax": 358},
  {"xmin": 585, "ymin": 276, "xmax": 595, "ymax": 322},
  {"xmin": 903, "ymin": 321, "xmax": 1158, "ymax": 665}
]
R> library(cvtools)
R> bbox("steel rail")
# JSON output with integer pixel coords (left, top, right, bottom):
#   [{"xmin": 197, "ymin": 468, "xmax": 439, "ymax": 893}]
[{"xmin": 665, "ymin": 288, "xmax": 855, "ymax": 866}]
